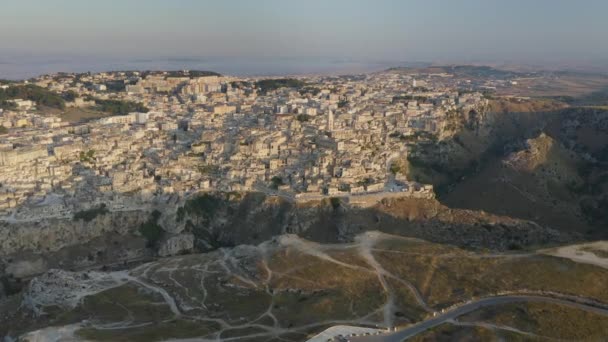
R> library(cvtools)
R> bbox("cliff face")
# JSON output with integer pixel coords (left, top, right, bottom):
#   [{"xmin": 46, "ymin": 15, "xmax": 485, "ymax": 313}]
[
  {"xmin": 0, "ymin": 210, "xmax": 150, "ymax": 257},
  {"xmin": 0, "ymin": 211, "xmax": 153, "ymax": 293},
  {"xmin": 0, "ymin": 191, "xmax": 571, "ymax": 288},
  {"xmin": 409, "ymin": 100, "xmax": 608, "ymax": 237},
  {"xmin": 406, "ymin": 99, "xmax": 560, "ymax": 188},
  {"xmin": 173, "ymin": 193, "xmax": 569, "ymax": 253}
]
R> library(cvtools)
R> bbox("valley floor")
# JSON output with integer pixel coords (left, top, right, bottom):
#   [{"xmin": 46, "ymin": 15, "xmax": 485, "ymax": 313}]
[{"xmin": 4, "ymin": 232, "xmax": 608, "ymax": 341}]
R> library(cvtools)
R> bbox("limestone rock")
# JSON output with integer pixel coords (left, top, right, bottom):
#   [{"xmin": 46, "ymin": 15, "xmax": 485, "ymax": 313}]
[{"xmin": 158, "ymin": 233, "xmax": 195, "ymax": 257}]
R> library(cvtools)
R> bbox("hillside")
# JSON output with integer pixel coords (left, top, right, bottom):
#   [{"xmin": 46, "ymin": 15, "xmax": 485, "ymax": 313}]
[
  {"xmin": 3, "ymin": 232, "xmax": 608, "ymax": 341},
  {"xmin": 0, "ymin": 84, "xmax": 65, "ymax": 110},
  {"xmin": 442, "ymin": 132, "xmax": 589, "ymax": 234},
  {"xmin": 404, "ymin": 99, "xmax": 608, "ymax": 236},
  {"xmin": 0, "ymin": 193, "xmax": 569, "ymax": 300}
]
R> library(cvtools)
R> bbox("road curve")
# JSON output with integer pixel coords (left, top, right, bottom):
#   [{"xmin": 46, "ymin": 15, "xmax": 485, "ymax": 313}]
[{"xmin": 353, "ymin": 295, "xmax": 608, "ymax": 342}]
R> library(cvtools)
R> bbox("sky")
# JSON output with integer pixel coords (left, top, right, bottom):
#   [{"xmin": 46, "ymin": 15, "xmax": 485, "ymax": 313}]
[{"xmin": 1, "ymin": 0, "xmax": 608, "ymax": 76}]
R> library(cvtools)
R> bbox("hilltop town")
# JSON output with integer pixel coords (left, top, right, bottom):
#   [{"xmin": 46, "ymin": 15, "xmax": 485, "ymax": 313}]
[
  {"xmin": 2, "ymin": 64, "xmax": 608, "ymax": 342},
  {"xmin": 0, "ymin": 69, "xmax": 496, "ymax": 222}
]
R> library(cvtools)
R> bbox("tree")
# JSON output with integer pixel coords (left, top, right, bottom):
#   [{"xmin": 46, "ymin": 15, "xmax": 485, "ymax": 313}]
[
  {"xmin": 329, "ymin": 197, "xmax": 341, "ymax": 210},
  {"xmin": 0, "ymin": 84, "xmax": 65, "ymax": 109},
  {"xmin": 296, "ymin": 114, "xmax": 310, "ymax": 122},
  {"xmin": 63, "ymin": 90, "xmax": 79, "ymax": 102},
  {"xmin": 270, "ymin": 176, "xmax": 284, "ymax": 190},
  {"xmin": 79, "ymin": 149, "xmax": 96, "ymax": 164},
  {"xmin": 139, "ymin": 210, "xmax": 165, "ymax": 248},
  {"xmin": 73, "ymin": 204, "xmax": 109, "ymax": 222},
  {"xmin": 255, "ymin": 79, "xmax": 306, "ymax": 95},
  {"xmin": 93, "ymin": 99, "xmax": 149, "ymax": 115}
]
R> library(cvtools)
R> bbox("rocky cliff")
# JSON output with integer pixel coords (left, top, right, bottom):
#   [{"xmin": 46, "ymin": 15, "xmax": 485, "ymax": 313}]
[
  {"xmin": 0, "ymin": 210, "xmax": 150, "ymax": 257},
  {"xmin": 403, "ymin": 99, "xmax": 608, "ymax": 236},
  {"xmin": 0, "ymin": 191, "xmax": 571, "ymax": 293}
]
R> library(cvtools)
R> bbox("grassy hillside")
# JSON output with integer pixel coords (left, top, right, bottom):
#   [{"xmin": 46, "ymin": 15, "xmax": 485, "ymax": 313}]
[
  {"xmin": 4, "ymin": 233, "xmax": 608, "ymax": 340},
  {"xmin": 459, "ymin": 302, "xmax": 608, "ymax": 340},
  {"xmin": 0, "ymin": 84, "xmax": 65, "ymax": 110}
]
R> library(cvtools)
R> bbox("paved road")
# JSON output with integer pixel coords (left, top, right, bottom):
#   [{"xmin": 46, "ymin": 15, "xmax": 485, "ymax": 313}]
[{"xmin": 353, "ymin": 295, "xmax": 608, "ymax": 342}]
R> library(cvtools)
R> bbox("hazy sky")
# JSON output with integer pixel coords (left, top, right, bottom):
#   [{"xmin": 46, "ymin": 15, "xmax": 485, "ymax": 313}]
[{"xmin": 1, "ymin": 0, "xmax": 608, "ymax": 64}]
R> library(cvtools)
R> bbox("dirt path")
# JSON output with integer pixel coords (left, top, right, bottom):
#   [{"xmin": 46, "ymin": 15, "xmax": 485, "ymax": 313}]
[{"xmin": 541, "ymin": 241, "xmax": 608, "ymax": 270}]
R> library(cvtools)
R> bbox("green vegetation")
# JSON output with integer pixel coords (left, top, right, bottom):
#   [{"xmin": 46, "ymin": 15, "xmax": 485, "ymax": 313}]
[
  {"xmin": 139, "ymin": 210, "xmax": 164, "ymax": 248},
  {"xmin": 356, "ymin": 177, "xmax": 374, "ymax": 186},
  {"xmin": 270, "ymin": 176, "xmax": 284, "ymax": 190},
  {"xmin": 77, "ymin": 319, "xmax": 220, "ymax": 342},
  {"xmin": 0, "ymin": 84, "xmax": 65, "ymax": 110},
  {"xmin": 298, "ymin": 86, "xmax": 321, "ymax": 96},
  {"xmin": 9, "ymin": 233, "xmax": 608, "ymax": 340},
  {"xmin": 337, "ymin": 99, "xmax": 349, "ymax": 108},
  {"xmin": 256, "ymin": 79, "xmax": 306, "ymax": 95},
  {"xmin": 181, "ymin": 194, "xmax": 224, "ymax": 219},
  {"xmin": 0, "ymin": 101, "xmax": 17, "ymax": 110},
  {"xmin": 78, "ymin": 283, "xmax": 174, "ymax": 323},
  {"xmin": 62, "ymin": 90, "xmax": 79, "ymax": 102},
  {"xmin": 296, "ymin": 114, "xmax": 310, "ymax": 122},
  {"xmin": 196, "ymin": 164, "xmax": 220, "ymax": 175},
  {"xmin": 0, "ymin": 126, "xmax": 7, "ymax": 135},
  {"xmin": 329, "ymin": 197, "xmax": 341, "ymax": 209},
  {"xmin": 79, "ymin": 149, "xmax": 95, "ymax": 164},
  {"xmin": 375, "ymin": 246, "xmax": 608, "ymax": 309},
  {"xmin": 267, "ymin": 245, "xmax": 426, "ymax": 328},
  {"xmin": 396, "ymin": 133, "xmax": 423, "ymax": 143},
  {"xmin": 198, "ymin": 164, "xmax": 221, "ymax": 175},
  {"xmin": 73, "ymin": 204, "xmax": 109, "ymax": 222},
  {"xmin": 93, "ymin": 99, "xmax": 149, "ymax": 115},
  {"xmin": 104, "ymin": 81, "xmax": 127, "ymax": 92},
  {"xmin": 230, "ymin": 81, "xmax": 252, "ymax": 89},
  {"xmin": 177, "ymin": 194, "xmax": 228, "ymax": 248}
]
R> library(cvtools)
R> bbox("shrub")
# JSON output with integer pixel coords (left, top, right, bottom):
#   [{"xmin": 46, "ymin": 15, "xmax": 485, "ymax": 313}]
[
  {"xmin": 270, "ymin": 176, "xmax": 284, "ymax": 190},
  {"xmin": 139, "ymin": 210, "xmax": 164, "ymax": 247},
  {"xmin": 73, "ymin": 204, "xmax": 109, "ymax": 222},
  {"xmin": 329, "ymin": 197, "xmax": 341, "ymax": 210}
]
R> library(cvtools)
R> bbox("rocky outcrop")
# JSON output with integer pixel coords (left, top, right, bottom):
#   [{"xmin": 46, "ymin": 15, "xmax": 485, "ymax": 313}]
[
  {"xmin": 175, "ymin": 193, "xmax": 572, "ymax": 252},
  {"xmin": 5, "ymin": 258, "xmax": 47, "ymax": 279},
  {"xmin": 406, "ymin": 99, "xmax": 563, "ymax": 188},
  {"xmin": 0, "ymin": 210, "xmax": 150, "ymax": 256},
  {"xmin": 158, "ymin": 233, "xmax": 195, "ymax": 257},
  {"xmin": 0, "ymin": 191, "xmax": 573, "ymax": 288}
]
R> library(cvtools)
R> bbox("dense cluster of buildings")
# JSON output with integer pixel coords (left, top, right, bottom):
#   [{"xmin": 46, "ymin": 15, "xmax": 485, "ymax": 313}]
[{"xmin": 0, "ymin": 70, "xmax": 488, "ymax": 221}]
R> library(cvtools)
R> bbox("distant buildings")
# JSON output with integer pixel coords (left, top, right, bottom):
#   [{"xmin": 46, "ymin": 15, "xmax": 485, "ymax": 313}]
[{"xmin": 0, "ymin": 69, "xmax": 490, "ymax": 220}]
